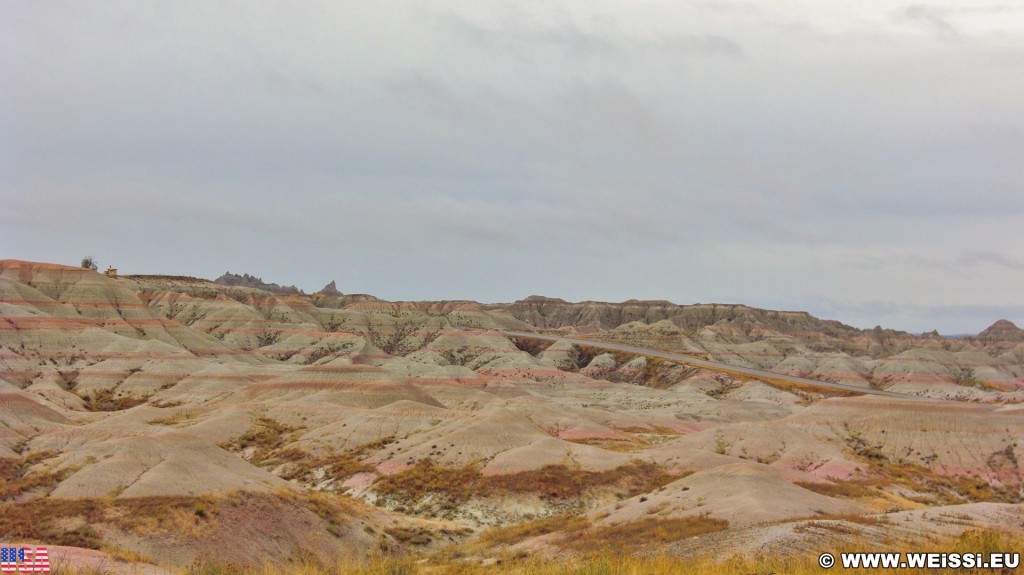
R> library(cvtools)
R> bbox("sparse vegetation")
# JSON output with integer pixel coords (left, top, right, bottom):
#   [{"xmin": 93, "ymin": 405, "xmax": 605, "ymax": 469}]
[
  {"xmin": 952, "ymin": 366, "xmax": 1000, "ymax": 390},
  {"xmin": 843, "ymin": 426, "xmax": 888, "ymax": 462},
  {"xmin": 366, "ymin": 318, "xmax": 441, "ymax": 356},
  {"xmin": 570, "ymin": 514, "xmax": 728, "ymax": 552},
  {"xmin": 78, "ymin": 388, "xmax": 149, "ymax": 411},
  {"xmin": 838, "ymin": 428, "xmax": 1022, "ymax": 504},
  {"xmin": 373, "ymin": 460, "xmax": 480, "ymax": 511},
  {"xmin": 5, "ymin": 262, "xmax": 1024, "ymax": 575},
  {"xmin": 149, "ymin": 410, "xmax": 200, "ymax": 426},
  {"xmin": 865, "ymin": 367, "xmax": 895, "ymax": 390},
  {"xmin": 510, "ymin": 336, "xmax": 555, "ymax": 356},
  {"xmin": 465, "ymin": 513, "xmax": 728, "ymax": 554},
  {"xmin": 0, "ymin": 451, "xmax": 72, "ymax": 500},
  {"xmin": 221, "ymin": 426, "xmax": 392, "ymax": 490},
  {"xmin": 0, "ymin": 496, "xmax": 215, "ymax": 548},
  {"xmin": 383, "ymin": 526, "xmax": 434, "ymax": 546},
  {"xmin": 0, "ymin": 491, "xmax": 366, "ymax": 554},
  {"xmin": 275, "ymin": 448, "xmax": 374, "ymax": 486},
  {"xmin": 636, "ymin": 357, "xmax": 680, "ymax": 389},
  {"xmin": 72, "ymin": 526, "xmax": 1006, "ymax": 575},
  {"xmin": 254, "ymin": 327, "xmax": 282, "ymax": 348},
  {"xmin": 795, "ymin": 480, "xmax": 878, "ymax": 499},
  {"xmin": 438, "ymin": 346, "xmax": 477, "ymax": 366},
  {"xmin": 703, "ymin": 376, "xmax": 742, "ymax": 398},
  {"xmin": 374, "ymin": 460, "xmax": 680, "ymax": 516},
  {"xmin": 476, "ymin": 515, "xmax": 590, "ymax": 547},
  {"xmin": 864, "ymin": 460, "xmax": 1022, "ymax": 504},
  {"xmin": 221, "ymin": 417, "xmax": 302, "ymax": 465},
  {"xmin": 304, "ymin": 342, "xmax": 347, "ymax": 364}
]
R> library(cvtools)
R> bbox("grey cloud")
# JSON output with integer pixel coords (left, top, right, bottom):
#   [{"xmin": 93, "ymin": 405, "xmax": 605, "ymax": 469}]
[
  {"xmin": 957, "ymin": 251, "xmax": 1024, "ymax": 271},
  {"xmin": 432, "ymin": 7, "xmax": 742, "ymax": 64},
  {"xmin": 3, "ymin": 1, "xmax": 1024, "ymax": 332},
  {"xmin": 430, "ymin": 8, "xmax": 616, "ymax": 64},
  {"xmin": 901, "ymin": 4, "xmax": 959, "ymax": 35}
]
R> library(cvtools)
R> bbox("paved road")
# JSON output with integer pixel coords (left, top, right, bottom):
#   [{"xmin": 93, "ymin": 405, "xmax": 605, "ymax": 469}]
[{"xmin": 501, "ymin": 331, "xmax": 913, "ymax": 399}]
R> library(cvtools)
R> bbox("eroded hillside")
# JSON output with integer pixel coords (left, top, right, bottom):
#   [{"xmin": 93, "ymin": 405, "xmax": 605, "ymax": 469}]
[{"xmin": 1, "ymin": 260, "xmax": 1021, "ymax": 570}]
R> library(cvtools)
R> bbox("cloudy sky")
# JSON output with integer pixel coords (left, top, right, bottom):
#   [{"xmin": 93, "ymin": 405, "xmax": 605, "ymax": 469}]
[{"xmin": 3, "ymin": 1, "xmax": 1023, "ymax": 333}]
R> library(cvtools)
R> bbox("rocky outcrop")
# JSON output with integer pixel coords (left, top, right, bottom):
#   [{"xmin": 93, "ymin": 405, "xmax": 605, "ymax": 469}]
[
  {"xmin": 318, "ymin": 280, "xmax": 341, "ymax": 295},
  {"xmin": 214, "ymin": 272, "xmax": 303, "ymax": 294}
]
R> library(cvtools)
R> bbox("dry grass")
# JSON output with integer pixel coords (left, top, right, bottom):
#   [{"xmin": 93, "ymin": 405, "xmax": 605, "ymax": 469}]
[
  {"xmin": 383, "ymin": 527, "xmax": 435, "ymax": 546},
  {"xmin": 0, "ymin": 498, "xmax": 107, "ymax": 547},
  {"xmin": 868, "ymin": 461, "xmax": 1022, "ymax": 504},
  {"xmin": 780, "ymin": 512, "xmax": 890, "ymax": 529},
  {"xmin": 275, "ymin": 448, "xmax": 374, "ymax": 486},
  {"xmin": 148, "ymin": 410, "xmax": 201, "ymax": 426},
  {"xmin": 0, "ymin": 450, "xmax": 74, "ymax": 500},
  {"xmin": 456, "ymin": 513, "xmax": 727, "ymax": 558},
  {"xmin": 109, "ymin": 495, "xmax": 221, "ymax": 537},
  {"xmin": 0, "ymin": 495, "xmax": 220, "ymax": 548},
  {"xmin": 566, "ymin": 426, "xmax": 683, "ymax": 453},
  {"xmin": 99, "ymin": 545, "xmax": 158, "ymax": 565},
  {"xmin": 222, "ymin": 422, "xmax": 388, "ymax": 489},
  {"xmin": 786, "ymin": 512, "xmax": 892, "ymax": 536},
  {"xmin": 800, "ymin": 461, "xmax": 1021, "ymax": 508},
  {"xmin": 476, "ymin": 515, "xmax": 592, "ymax": 547},
  {"xmin": 795, "ymin": 480, "xmax": 878, "ymax": 499},
  {"xmin": 834, "ymin": 427, "xmax": 1022, "ymax": 504},
  {"xmin": 571, "ymin": 515, "xmax": 729, "ymax": 553},
  {"xmin": 374, "ymin": 460, "xmax": 679, "ymax": 513},
  {"xmin": 635, "ymin": 357, "xmax": 683, "ymax": 389},
  {"xmin": 0, "ymin": 490, "xmax": 369, "ymax": 552},
  {"xmin": 481, "ymin": 461, "xmax": 678, "ymax": 501},
  {"xmin": 272, "ymin": 488, "xmax": 361, "ymax": 538},
  {"xmin": 374, "ymin": 459, "xmax": 480, "ymax": 509},
  {"xmin": 79, "ymin": 388, "xmax": 149, "ymax": 411},
  {"xmin": 44, "ymin": 528, "xmax": 1017, "ymax": 575},
  {"xmin": 221, "ymin": 417, "xmax": 302, "ymax": 465}
]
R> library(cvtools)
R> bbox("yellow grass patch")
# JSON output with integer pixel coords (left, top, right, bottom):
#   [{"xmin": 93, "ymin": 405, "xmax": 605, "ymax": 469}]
[{"xmin": 50, "ymin": 528, "xmax": 1012, "ymax": 575}]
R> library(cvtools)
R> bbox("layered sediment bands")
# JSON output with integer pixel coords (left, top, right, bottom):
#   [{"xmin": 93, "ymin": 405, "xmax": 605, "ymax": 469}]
[
  {"xmin": 0, "ymin": 259, "xmax": 1021, "ymax": 567},
  {"xmin": 501, "ymin": 295, "xmax": 860, "ymax": 335},
  {"xmin": 979, "ymin": 319, "xmax": 1024, "ymax": 341}
]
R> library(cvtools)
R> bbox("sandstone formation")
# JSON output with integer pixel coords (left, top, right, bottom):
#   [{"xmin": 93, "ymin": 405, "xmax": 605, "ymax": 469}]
[{"xmin": 1, "ymin": 259, "xmax": 1020, "ymax": 568}]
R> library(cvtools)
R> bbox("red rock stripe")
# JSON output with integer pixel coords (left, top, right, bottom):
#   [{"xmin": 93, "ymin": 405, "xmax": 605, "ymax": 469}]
[{"xmin": 3, "ymin": 299, "xmax": 150, "ymax": 309}]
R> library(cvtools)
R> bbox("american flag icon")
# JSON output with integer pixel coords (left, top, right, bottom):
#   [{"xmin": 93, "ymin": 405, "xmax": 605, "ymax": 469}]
[{"xmin": 0, "ymin": 547, "xmax": 49, "ymax": 574}]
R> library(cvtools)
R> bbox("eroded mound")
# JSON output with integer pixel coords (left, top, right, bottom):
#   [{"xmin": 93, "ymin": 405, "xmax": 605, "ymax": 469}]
[{"xmin": 1, "ymin": 260, "xmax": 1021, "ymax": 568}]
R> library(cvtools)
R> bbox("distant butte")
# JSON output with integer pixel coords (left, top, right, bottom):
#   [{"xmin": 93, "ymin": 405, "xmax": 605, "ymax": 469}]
[{"xmin": 978, "ymin": 319, "xmax": 1024, "ymax": 341}]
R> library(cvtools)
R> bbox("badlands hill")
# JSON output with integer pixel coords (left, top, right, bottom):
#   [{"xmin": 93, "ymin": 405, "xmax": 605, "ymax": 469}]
[
  {"xmin": 499, "ymin": 296, "xmax": 1024, "ymax": 395},
  {"xmin": 0, "ymin": 259, "xmax": 1021, "ymax": 569},
  {"xmin": 499, "ymin": 295, "xmax": 861, "ymax": 335},
  {"xmin": 979, "ymin": 319, "xmax": 1024, "ymax": 341}
]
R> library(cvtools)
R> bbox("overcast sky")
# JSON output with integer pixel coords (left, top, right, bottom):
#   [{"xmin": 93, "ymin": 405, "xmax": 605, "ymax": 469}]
[{"xmin": 2, "ymin": 1, "xmax": 1023, "ymax": 333}]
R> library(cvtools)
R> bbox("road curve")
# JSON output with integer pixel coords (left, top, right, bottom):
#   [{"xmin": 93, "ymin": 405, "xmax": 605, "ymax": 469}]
[{"xmin": 500, "ymin": 331, "xmax": 913, "ymax": 399}]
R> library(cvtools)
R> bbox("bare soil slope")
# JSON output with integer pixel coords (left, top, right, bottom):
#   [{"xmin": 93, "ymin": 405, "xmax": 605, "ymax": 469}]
[{"xmin": 1, "ymin": 260, "xmax": 1021, "ymax": 568}]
